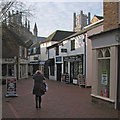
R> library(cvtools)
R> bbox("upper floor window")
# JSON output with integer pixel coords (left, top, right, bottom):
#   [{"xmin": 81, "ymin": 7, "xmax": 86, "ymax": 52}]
[
  {"xmin": 28, "ymin": 49, "xmax": 31, "ymax": 55},
  {"xmin": 56, "ymin": 46, "xmax": 59, "ymax": 55},
  {"xmin": 71, "ymin": 40, "xmax": 75, "ymax": 51},
  {"xmin": 33, "ymin": 47, "xmax": 36, "ymax": 54},
  {"xmin": 19, "ymin": 46, "xmax": 21, "ymax": 57},
  {"xmin": 25, "ymin": 48, "xmax": 27, "ymax": 58}
]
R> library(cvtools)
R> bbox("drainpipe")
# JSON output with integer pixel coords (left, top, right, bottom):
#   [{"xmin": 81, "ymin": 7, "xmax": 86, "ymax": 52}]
[
  {"xmin": 83, "ymin": 34, "xmax": 86, "ymax": 85},
  {"xmin": 117, "ymin": 46, "xmax": 120, "ymax": 110}
]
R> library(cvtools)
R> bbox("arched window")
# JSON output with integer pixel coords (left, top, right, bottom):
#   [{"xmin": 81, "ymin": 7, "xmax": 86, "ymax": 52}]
[
  {"xmin": 97, "ymin": 48, "xmax": 110, "ymax": 98},
  {"xmin": 98, "ymin": 50, "xmax": 103, "ymax": 58},
  {"xmin": 105, "ymin": 48, "xmax": 110, "ymax": 57}
]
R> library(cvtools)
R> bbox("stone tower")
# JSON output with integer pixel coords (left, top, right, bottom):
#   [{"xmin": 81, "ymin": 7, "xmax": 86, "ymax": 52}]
[{"xmin": 73, "ymin": 10, "xmax": 91, "ymax": 32}]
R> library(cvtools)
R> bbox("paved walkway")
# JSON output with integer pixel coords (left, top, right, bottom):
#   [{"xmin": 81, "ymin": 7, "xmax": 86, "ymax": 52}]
[{"xmin": 2, "ymin": 76, "xmax": 119, "ymax": 118}]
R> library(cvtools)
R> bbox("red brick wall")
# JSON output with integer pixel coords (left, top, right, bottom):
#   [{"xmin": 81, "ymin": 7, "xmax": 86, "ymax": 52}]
[{"xmin": 103, "ymin": 1, "xmax": 120, "ymax": 31}]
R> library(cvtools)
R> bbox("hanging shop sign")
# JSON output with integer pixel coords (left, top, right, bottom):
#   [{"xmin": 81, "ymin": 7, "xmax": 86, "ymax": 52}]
[
  {"xmin": 56, "ymin": 56, "xmax": 62, "ymax": 62},
  {"xmin": 61, "ymin": 48, "xmax": 67, "ymax": 53},
  {"xmin": 101, "ymin": 71, "xmax": 108, "ymax": 85},
  {"xmin": 6, "ymin": 77, "xmax": 18, "ymax": 97}
]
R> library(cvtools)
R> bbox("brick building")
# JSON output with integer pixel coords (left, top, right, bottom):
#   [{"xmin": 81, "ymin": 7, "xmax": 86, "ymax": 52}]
[{"xmin": 103, "ymin": 2, "xmax": 120, "ymax": 31}]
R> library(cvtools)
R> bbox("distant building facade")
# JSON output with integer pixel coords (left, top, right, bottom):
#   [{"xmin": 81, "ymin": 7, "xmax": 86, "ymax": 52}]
[
  {"xmin": 47, "ymin": 19, "xmax": 103, "ymax": 87},
  {"xmin": 73, "ymin": 10, "xmax": 91, "ymax": 32},
  {"xmin": 2, "ymin": 10, "xmax": 38, "ymax": 83},
  {"xmin": 43, "ymin": 30, "xmax": 76, "ymax": 78},
  {"xmin": 2, "ymin": 25, "xmax": 28, "ymax": 83}
]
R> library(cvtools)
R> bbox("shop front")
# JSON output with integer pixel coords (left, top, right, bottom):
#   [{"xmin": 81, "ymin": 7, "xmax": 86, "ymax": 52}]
[
  {"xmin": 89, "ymin": 28, "xmax": 120, "ymax": 109},
  {"xmin": 56, "ymin": 56, "xmax": 62, "ymax": 82},
  {"xmin": 18, "ymin": 58, "xmax": 28, "ymax": 79},
  {"xmin": 63, "ymin": 54, "xmax": 83, "ymax": 84}
]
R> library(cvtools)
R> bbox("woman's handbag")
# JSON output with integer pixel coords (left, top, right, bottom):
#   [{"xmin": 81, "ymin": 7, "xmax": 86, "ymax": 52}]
[
  {"xmin": 42, "ymin": 82, "xmax": 48, "ymax": 92},
  {"xmin": 41, "ymin": 83, "xmax": 46, "ymax": 92},
  {"xmin": 45, "ymin": 83, "xmax": 48, "ymax": 92}
]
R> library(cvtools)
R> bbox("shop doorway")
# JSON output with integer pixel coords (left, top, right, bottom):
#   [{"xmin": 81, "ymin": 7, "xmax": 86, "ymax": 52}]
[
  {"xmin": 57, "ymin": 64, "xmax": 62, "ymax": 82},
  {"xmin": 117, "ymin": 46, "xmax": 120, "ymax": 110},
  {"xmin": 70, "ymin": 62, "xmax": 74, "ymax": 83},
  {"xmin": 33, "ymin": 64, "xmax": 39, "ymax": 74}
]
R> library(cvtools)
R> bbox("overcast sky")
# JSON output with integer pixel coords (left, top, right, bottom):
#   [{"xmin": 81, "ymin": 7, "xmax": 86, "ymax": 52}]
[{"xmin": 25, "ymin": 2, "xmax": 103, "ymax": 37}]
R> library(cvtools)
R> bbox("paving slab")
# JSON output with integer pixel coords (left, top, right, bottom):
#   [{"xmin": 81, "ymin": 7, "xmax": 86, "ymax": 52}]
[{"xmin": 2, "ymin": 76, "xmax": 119, "ymax": 119}]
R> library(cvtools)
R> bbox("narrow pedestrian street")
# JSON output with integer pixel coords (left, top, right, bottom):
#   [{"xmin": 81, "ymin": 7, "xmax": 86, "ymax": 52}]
[{"xmin": 2, "ymin": 77, "xmax": 119, "ymax": 118}]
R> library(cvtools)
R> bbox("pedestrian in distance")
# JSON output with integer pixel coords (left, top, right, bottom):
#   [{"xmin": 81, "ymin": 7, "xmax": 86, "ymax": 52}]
[{"xmin": 33, "ymin": 70, "xmax": 45, "ymax": 109}]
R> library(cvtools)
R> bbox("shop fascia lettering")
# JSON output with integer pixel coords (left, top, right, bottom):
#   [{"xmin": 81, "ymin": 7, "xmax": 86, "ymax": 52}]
[{"xmin": 64, "ymin": 55, "xmax": 83, "ymax": 62}]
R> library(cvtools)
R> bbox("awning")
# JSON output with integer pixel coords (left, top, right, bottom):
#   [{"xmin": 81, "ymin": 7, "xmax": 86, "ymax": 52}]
[
  {"xmin": 29, "ymin": 62, "xmax": 39, "ymax": 65},
  {"xmin": 39, "ymin": 61, "xmax": 45, "ymax": 65}
]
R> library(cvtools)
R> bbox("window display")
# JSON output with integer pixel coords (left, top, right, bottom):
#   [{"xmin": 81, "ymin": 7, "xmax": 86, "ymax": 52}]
[
  {"xmin": 98, "ymin": 48, "xmax": 110, "ymax": 98},
  {"xmin": 2, "ymin": 64, "xmax": 7, "ymax": 76},
  {"xmin": 70, "ymin": 61, "xmax": 83, "ymax": 79}
]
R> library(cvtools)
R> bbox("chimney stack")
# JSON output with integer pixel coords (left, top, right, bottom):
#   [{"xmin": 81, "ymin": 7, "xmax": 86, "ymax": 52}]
[
  {"xmin": 88, "ymin": 12, "xmax": 91, "ymax": 25},
  {"xmin": 73, "ymin": 12, "xmax": 76, "ymax": 32}
]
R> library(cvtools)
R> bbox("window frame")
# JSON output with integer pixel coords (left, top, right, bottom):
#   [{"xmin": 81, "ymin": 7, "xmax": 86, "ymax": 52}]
[
  {"xmin": 71, "ymin": 40, "xmax": 75, "ymax": 51},
  {"xmin": 56, "ymin": 46, "xmax": 59, "ymax": 55},
  {"xmin": 97, "ymin": 48, "xmax": 111, "ymax": 98}
]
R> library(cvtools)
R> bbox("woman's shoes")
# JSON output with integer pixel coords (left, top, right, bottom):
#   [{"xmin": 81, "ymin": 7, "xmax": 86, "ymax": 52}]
[
  {"xmin": 39, "ymin": 105, "xmax": 41, "ymax": 108},
  {"xmin": 36, "ymin": 105, "xmax": 41, "ymax": 109},
  {"xmin": 36, "ymin": 105, "xmax": 38, "ymax": 108}
]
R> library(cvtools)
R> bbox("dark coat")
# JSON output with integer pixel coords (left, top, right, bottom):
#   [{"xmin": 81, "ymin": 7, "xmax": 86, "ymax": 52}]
[{"xmin": 33, "ymin": 72, "xmax": 45, "ymax": 96}]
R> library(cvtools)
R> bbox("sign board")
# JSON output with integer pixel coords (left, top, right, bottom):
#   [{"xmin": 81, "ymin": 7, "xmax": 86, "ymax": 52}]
[
  {"xmin": 56, "ymin": 56, "xmax": 62, "ymax": 62},
  {"xmin": 65, "ymin": 73, "xmax": 69, "ymax": 83},
  {"xmin": 61, "ymin": 49, "xmax": 67, "ymax": 53},
  {"xmin": 101, "ymin": 71, "xmax": 108, "ymax": 85},
  {"xmin": 6, "ymin": 77, "xmax": 18, "ymax": 97},
  {"xmin": 64, "ymin": 55, "xmax": 83, "ymax": 62}
]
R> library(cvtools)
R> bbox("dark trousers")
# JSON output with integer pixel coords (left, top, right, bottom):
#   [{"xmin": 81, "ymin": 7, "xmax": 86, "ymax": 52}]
[{"xmin": 35, "ymin": 95, "xmax": 41, "ymax": 108}]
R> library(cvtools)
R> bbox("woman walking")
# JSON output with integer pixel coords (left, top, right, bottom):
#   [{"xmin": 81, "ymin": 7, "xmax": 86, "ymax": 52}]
[{"xmin": 33, "ymin": 70, "xmax": 45, "ymax": 109}]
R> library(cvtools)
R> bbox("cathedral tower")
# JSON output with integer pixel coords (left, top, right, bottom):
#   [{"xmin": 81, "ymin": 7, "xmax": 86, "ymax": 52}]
[{"xmin": 33, "ymin": 22, "xmax": 38, "ymax": 37}]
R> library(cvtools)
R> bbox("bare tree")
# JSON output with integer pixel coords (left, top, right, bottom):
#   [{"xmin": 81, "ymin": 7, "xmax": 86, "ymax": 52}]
[{"xmin": 0, "ymin": 0, "xmax": 32, "ymax": 23}]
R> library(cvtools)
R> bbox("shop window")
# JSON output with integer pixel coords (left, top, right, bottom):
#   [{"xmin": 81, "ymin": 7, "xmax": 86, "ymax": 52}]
[
  {"xmin": 8, "ymin": 64, "xmax": 14, "ymax": 76},
  {"xmin": 70, "ymin": 61, "xmax": 83, "ymax": 79},
  {"xmin": 2, "ymin": 64, "xmax": 7, "ymax": 76},
  {"xmin": 21, "ymin": 65, "xmax": 26, "ymax": 76},
  {"xmin": 33, "ymin": 47, "xmax": 36, "ymax": 54},
  {"xmin": 71, "ymin": 40, "xmax": 75, "ymax": 51},
  {"xmin": 50, "ymin": 65, "xmax": 54, "ymax": 76},
  {"xmin": 98, "ymin": 48, "xmax": 110, "ymax": 98},
  {"xmin": 56, "ymin": 46, "xmax": 59, "ymax": 55}
]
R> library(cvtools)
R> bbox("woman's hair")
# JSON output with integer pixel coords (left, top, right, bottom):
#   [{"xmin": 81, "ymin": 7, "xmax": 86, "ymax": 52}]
[{"xmin": 36, "ymin": 70, "xmax": 43, "ymax": 74}]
